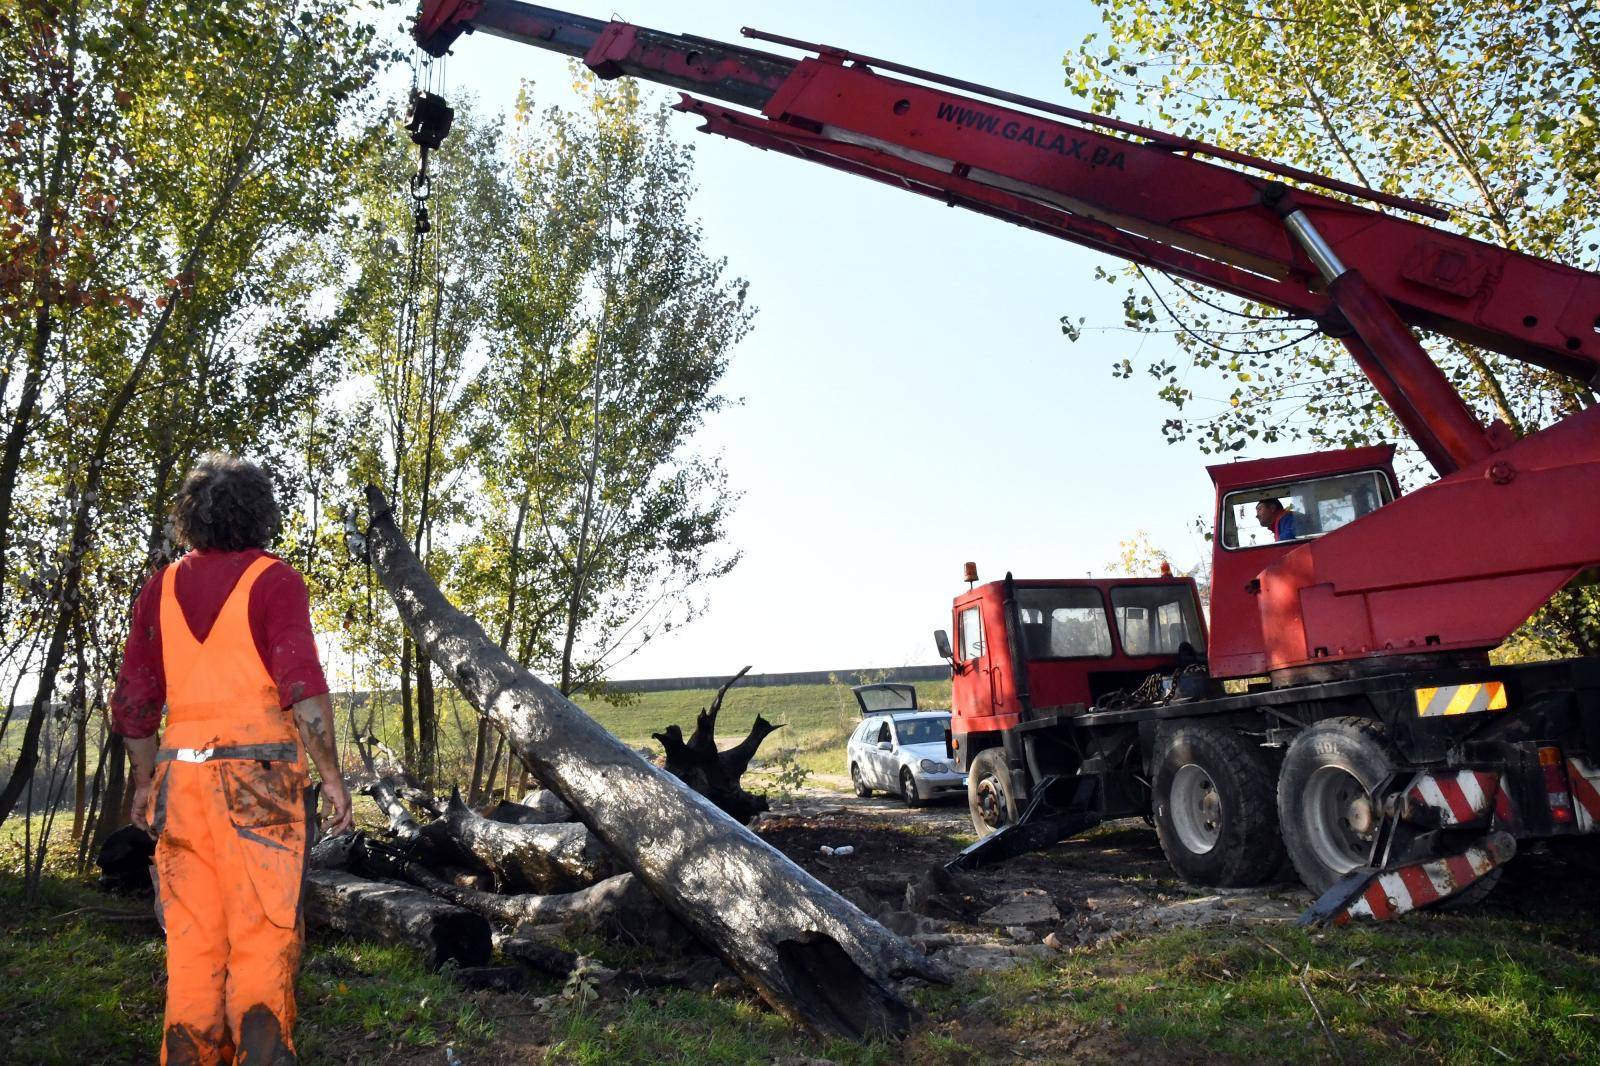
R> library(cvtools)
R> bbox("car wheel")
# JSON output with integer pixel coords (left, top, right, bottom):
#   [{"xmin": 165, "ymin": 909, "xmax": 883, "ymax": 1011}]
[
  {"xmin": 1153, "ymin": 723, "xmax": 1283, "ymax": 887},
  {"xmin": 850, "ymin": 763, "xmax": 871, "ymax": 798},
  {"xmin": 900, "ymin": 768, "xmax": 923, "ymax": 808},
  {"xmin": 1277, "ymin": 717, "xmax": 1396, "ymax": 893},
  {"xmin": 966, "ymin": 747, "xmax": 1017, "ymax": 837}
]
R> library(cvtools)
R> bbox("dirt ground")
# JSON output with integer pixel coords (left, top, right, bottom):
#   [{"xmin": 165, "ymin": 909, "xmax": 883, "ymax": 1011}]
[{"xmin": 752, "ymin": 789, "xmax": 1312, "ymax": 976}]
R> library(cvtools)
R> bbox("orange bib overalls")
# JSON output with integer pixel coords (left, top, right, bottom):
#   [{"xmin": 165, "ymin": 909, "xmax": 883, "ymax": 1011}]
[{"xmin": 146, "ymin": 555, "xmax": 310, "ymax": 1065}]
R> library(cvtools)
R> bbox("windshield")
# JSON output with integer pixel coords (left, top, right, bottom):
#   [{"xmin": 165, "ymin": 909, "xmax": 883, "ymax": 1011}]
[
  {"xmin": 855, "ymin": 684, "xmax": 917, "ymax": 713},
  {"xmin": 894, "ymin": 716, "xmax": 949, "ymax": 745},
  {"xmin": 1015, "ymin": 587, "xmax": 1112, "ymax": 659},
  {"xmin": 1111, "ymin": 585, "xmax": 1204, "ymax": 656}
]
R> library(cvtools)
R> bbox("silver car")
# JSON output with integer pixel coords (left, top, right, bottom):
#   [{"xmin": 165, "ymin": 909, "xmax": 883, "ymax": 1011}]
[{"xmin": 845, "ymin": 684, "xmax": 966, "ymax": 806}]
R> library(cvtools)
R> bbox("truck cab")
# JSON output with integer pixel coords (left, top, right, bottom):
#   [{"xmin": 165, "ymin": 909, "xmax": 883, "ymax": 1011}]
[{"xmin": 943, "ymin": 576, "xmax": 1207, "ymax": 768}]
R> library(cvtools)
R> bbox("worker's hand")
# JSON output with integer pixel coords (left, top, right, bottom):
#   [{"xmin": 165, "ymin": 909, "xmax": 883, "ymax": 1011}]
[
  {"xmin": 130, "ymin": 780, "xmax": 152, "ymax": 835},
  {"xmin": 320, "ymin": 776, "xmax": 354, "ymax": 836}
]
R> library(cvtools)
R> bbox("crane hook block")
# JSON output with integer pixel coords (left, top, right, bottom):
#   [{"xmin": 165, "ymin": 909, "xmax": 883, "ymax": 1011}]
[{"xmin": 406, "ymin": 91, "xmax": 455, "ymax": 151}]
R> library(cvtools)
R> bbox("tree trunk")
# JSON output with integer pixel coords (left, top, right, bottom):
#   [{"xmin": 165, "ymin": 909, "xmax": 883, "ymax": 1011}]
[
  {"xmin": 439, "ymin": 790, "xmax": 611, "ymax": 894},
  {"xmin": 360, "ymin": 486, "xmax": 945, "ymax": 1038},
  {"xmin": 651, "ymin": 666, "xmax": 781, "ymax": 823},
  {"xmin": 304, "ymin": 869, "xmax": 491, "ymax": 970},
  {"xmin": 405, "ymin": 866, "xmax": 654, "ymax": 932},
  {"xmin": 399, "ymin": 636, "xmax": 417, "ymax": 768}
]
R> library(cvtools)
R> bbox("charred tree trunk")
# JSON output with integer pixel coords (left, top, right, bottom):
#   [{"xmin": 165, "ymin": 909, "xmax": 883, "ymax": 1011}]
[
  {"xmin": 652, "ymin": 666, "xmax": 782, "ymax": 824},
  {"xmin": 360, "ymin": 486, "xmax": 945, "ymax": 1038},
  {"xmin": 440, "ymin": 790, "xmax": 612, "ymax": 893},
  {"xmin": 304, "ymin": 869, "xmax": 491, "ymax": 970},
  {"xmin": 487, "ymin": 790, "xmax": 573, "ymax": 826},
  {"xmin": 405, "ymin": 866, "xmax": 656, "ymax": 934}
]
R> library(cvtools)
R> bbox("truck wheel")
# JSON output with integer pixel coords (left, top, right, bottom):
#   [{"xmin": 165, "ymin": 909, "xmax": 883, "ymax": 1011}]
[
  {"xmin": 850, "ymin": 764, "xmax": 871, "ymax": 798},
  {"xmin": 967, "ymin": 748, "xmax": 1017, "ymax": 838},
  {"xmin": 900, "ymin": 768, "xmax": 923, "ymax": 808},
  {"xmin": 1152, "ymin": 724, "xmax": 1283, "ymax": 887},
  {"xmin": 1278, "ymin": 716, "xmax": 1396, "ymax": 893}
]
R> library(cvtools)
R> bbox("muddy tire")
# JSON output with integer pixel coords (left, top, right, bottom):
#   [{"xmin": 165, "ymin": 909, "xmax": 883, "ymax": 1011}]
[
  {"xmin": 1277, "ymin": 716, "xmax": 1396, "ymax": 893},
  {"xmin": 1152, "ymin": 724, "xmax": 1283, "ymax": 887},
  {"xmin": 967, "ymin": 748, "xmax": 1018, "ymax": 838},
  {"xmin": 900, "ymin": 768, "xmax": 923, "ymax": 809},
  {"xmin": 850, "ymin": 763, "xmax": 871, "ymax": 798}
]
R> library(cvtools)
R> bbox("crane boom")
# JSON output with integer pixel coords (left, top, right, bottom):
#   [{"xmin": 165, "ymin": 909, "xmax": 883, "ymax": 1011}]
[{"xmin": 414, "ymin": 0, "xmax": 1600, "ymax": 478}]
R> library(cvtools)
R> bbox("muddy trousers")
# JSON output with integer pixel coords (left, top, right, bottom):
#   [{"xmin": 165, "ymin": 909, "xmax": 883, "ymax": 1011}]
[{"xmin": 152, "ymin": 751, "xmax": 309, "ymax": 1066}]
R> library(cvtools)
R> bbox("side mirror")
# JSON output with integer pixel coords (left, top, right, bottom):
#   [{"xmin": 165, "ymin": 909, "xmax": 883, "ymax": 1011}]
[
  {"xmin": 877, "ymin": 741, "xmax": 892, "ymax": 752},
  {"xmin": 933, "ymin": 629, "xmax": 953, "ymax": 660}
]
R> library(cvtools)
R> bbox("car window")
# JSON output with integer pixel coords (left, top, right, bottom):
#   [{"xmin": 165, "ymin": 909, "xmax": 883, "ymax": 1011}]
[
  {"xmin": 894, "ymin": 717, "xmax": 948, "ymax": 746},
  {"xmin": 959, "ymin": 606, "xmax": 984, "ymax": 660},
  {"xmin": 875, "ymin": 722, "xmax": 891, "ymax": 744}
]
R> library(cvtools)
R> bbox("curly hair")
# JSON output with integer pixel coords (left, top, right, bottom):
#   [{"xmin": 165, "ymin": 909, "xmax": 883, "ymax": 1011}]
[{"xmin": 170, "ymin": 453, "xmax": 281, "ymax": 552}]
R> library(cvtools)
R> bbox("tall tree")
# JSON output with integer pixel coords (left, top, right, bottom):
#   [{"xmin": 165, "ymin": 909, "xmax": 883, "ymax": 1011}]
[
  {"xmin": 0, "ymin": 0, "xmax": 386, "ymax": 828},
  {"xmin": 482, "ymin": 74, "xmax": 751, "ymax": 699}
]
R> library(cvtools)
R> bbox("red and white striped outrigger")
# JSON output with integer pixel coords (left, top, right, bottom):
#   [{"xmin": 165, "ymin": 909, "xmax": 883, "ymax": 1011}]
[{"xmin": 1303, "ymin": 756, "xmax": 1600, "ymax": 926}]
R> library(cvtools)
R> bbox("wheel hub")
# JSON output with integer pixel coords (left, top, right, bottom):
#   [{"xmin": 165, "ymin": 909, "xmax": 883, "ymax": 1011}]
[
  {"xmin": 1306, "ymin": 764, "xmax": 1377, "ymax": 873},
  {"xmin": 976, "ymin": 775, "xmax": 1008, "ymax": 829},
  {"xmin": 1169, "ymin": 762, "xmax": 1222, "ymax": 854}
]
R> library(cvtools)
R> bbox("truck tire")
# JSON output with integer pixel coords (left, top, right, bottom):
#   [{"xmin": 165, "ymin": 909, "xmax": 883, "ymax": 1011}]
[
  {"xmin": 850, "ymin": 763, "xmax": 871, "ymax": 798},
  {"xmin": 1152, "ymin": 724, "xmax": 1283, "ymax": 887},
  {"xmin": 967, "ymin": 748, "xmax": 1018, "ymax": 838},
  {"xmin": 1277, "ymin": 716, "xmax": 1396, "ymax": 893}
]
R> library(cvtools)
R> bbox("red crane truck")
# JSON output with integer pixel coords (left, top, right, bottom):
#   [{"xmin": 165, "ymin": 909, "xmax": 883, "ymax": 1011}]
[{"xmin": 411, "ymin": 0, "xmax": 1600, "ymax": 923}]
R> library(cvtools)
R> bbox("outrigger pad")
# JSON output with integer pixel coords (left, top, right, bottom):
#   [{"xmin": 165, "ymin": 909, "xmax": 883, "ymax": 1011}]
[
  {"xmin": 1299, "ymin": 829, "xmax": 1516, "ymax": 926},
  {"xmin": 946, "ymin": 776, "xmax": 1101, "ymax": 872}
]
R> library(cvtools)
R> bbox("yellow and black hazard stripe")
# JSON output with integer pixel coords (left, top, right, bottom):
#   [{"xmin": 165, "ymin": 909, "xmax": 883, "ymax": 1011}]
[{"xmin": 1413, "ymin": 681, "xmax": 1507, "ymax": 718}]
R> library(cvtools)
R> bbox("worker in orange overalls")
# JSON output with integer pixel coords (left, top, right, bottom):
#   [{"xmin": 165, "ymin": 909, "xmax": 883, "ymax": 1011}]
[{"xmin": 113, "ymin": 453, "xmax": 353, "ymax": 1065}]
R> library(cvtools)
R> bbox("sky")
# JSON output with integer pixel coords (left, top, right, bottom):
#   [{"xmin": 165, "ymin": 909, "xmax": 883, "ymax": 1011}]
[{"xmin": 403, "ymin": 0, "xmax": 1271, "ymax": 680}]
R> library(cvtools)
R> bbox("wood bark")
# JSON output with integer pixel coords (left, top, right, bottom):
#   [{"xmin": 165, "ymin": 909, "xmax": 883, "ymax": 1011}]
[
  {"xmin": 405, "ymin": 866, "xmax": 656, "ymax": 935},
  {"xmin": 360, "ymin": 486, "xmax": 945, "ymax": 1038},
  {"xmin": 440, "ymin": 789, "xmax": 612, "ymax": 893},
  {"xmin": 488, "ymin": 790, "xmax": 574, "ymax": 826},
  {"xmin": 304, "ymin": 869, "xmax": 491, "ymax": 970},
  {"xmin": 652, "ymin": 666, "xmax": 782, "ymax": 824}
]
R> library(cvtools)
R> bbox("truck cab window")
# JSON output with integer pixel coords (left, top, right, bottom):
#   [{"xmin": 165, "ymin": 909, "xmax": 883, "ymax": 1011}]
[
  {"xmin": 1015, "ymin": 587, "xmax": 1112, "ymax": 659},
  {"xmin": 1221, "ymin": 470, "xmax": 1394, "ymax": 549},
  {"xmin": 1112, "ymin": 585, "xmax": 1205, "ymax": 656},
  {"xmin": 959, "ymin": 606, "xmax": 984, "ymax": 660}
]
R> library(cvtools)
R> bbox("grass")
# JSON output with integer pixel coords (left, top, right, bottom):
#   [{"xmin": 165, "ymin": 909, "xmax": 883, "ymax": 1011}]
[
  {"xmin": 7, "ymin": 811, "xmax": 1600, "ymax": 1063},
  {"xmin": 0, "ymin": 871, "xmax": 496, "ymax": 1065},
  {"xmin": 934, "ymin": 914, "xmax": 1600, "ymax": 1064},
  {"xmin": 360, "ymin": 678, "xmax": 953, "ymax": 791}
]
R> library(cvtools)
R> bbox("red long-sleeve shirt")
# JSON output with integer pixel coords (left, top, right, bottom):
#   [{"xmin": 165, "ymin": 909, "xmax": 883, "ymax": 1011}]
[{"xmin": 111, "ymin": 548, "xmax": 329, "ymax": 739}]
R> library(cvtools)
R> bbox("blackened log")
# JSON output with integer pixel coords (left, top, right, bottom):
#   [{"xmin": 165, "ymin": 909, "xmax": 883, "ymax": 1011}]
[
  {"xmin": 718, "ymin": 715, "xmax": 783, "ymax": 781},
  {"xmin": 486, "ymin": 790, "xmax": 574, "ymax": 826},
  {"xmin": 354, "ymin": 748, "xmax": 421, "ymax": 840},
  {"xmin": 361, "ymin": 486, "xmax": 946, "ymax": 1039},
  {"xmin": 309, "ymin": 831, "xmax": 359, "ymax": 872},
  {"xmin": 405, "ymin": 865, "xmax": 657, "ymax": 935},
  {"xmin": 441, "ymin": 790, "xmax": 613, "ymax": 893},
  {"xmin": 495, "ymin": 930, "xmax": 702, "ymax": 991},
  {"xmin": 304, "ymin": 869, "xmax": 491, "ymax": 970},
  {"xmin": 654, "ymin": 678, "xmax": 782, "ymax": 824}
]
